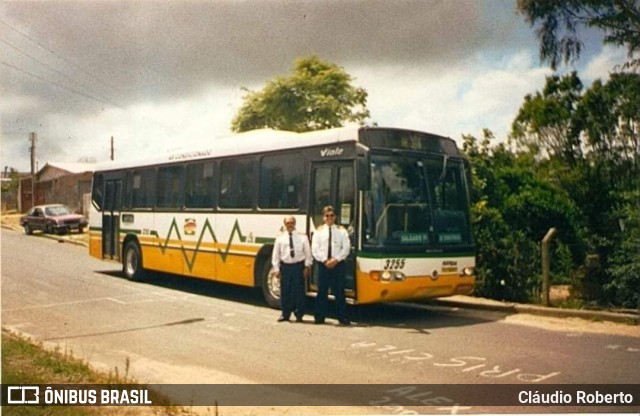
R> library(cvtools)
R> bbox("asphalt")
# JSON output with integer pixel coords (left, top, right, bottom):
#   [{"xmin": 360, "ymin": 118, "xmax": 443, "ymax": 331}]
[{"xmin": 3, "ymin": 219, "xmax": 638, "ymax": 326}]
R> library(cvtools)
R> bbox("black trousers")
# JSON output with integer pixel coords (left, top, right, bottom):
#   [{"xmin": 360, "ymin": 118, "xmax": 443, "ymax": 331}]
[
  {"xmin": 280, "ymin": 262, "xmax": 306, "ymax": 319},
  {"xmin": 315, "ymin": 261, "xmax": 347, "ymax": 321}
]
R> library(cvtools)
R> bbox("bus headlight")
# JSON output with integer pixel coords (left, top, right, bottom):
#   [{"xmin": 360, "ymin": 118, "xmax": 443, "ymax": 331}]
[
  {"xmin": 370, "ymin": 271, "xmax": 406, "ymax": 282},
  {"xmin": 383, "ymin": 270, "xmax": 406, "ymax": 281},
  {"xmin": 461, "ymin": 267, "xmax": 475, "ymax": 277}
]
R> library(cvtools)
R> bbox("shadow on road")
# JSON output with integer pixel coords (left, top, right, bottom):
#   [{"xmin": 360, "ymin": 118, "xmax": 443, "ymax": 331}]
[
  {"xmin": 349, "ymin": 301, "xmax": 503, "ymax": 333},
  {"xmin": 95, "ymin": 269, "xmax": 501, "ymax": 333},
  {"xmin": 96, "ymin": 269, "xmax": 266, "ymax": 306}
]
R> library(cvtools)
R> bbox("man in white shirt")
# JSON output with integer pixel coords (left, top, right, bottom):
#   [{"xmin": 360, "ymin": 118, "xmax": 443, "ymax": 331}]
[
  {"xmin": 272, "ymin": 216, "xmax": 312, "ymax": 322},
  {"xmin": 311, "ymin": 205, "xmax": 351, "ymax": 325}
]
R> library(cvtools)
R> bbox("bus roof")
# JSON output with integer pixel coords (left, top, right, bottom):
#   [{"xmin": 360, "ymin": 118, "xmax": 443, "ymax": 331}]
[{"xmin": 94, "ymin": 125, "xmax": 363, "ymax": 172}]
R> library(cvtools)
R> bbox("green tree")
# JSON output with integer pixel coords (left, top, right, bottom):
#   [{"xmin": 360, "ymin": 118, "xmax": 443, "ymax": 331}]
[
  {"xmin": 231, "ymin": 56, "xmax": 370, "ymax": 133},
  {"xmin": 509, "ymin": 71, "xmax": 639, "ymax": 306},
  {"xmin": 511, "ymin": 72, "xmax": 583, "ymax": 165},
  {"xmin": 577, "ymin": 73, "xmax": 640, "ymax": 188},
  {"xmin": 605, "ymin": 191, "xmax": 640, "ymax": 308},
  {"xmin": 468, "ymin": 71, "xmax": 638, "ymax": 307},
  {"xmin": 573, "ymin": 74, "xmax": 640, "ymax": 305},
  {"xmin": 517, "ymin": 0, "xmax": 640, "ymax": 70},
  {"xmin": 463, "ymin": 131, "xmax": 582, "ymax": 302}
]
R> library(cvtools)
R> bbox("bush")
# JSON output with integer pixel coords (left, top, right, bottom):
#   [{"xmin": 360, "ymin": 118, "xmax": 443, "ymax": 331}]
[
  {"xmin": 605, "ymin": 195, "xmax": 640, "ymax": 308},
  {"xmin": 472, "ymin": 203, "xmax": 540, "ymax": 302}
]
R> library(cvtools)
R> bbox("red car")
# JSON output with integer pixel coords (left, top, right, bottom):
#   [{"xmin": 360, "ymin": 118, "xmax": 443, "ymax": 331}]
[{"xmin": 20, "ymin": 204, "xmax": 88, "ymax": 235}]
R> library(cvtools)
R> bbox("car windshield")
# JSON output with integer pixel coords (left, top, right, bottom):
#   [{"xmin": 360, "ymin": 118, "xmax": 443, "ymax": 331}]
[
  {"xmin": 45, "ymin": 206, "xmax": 73, "ymax": 216},
  {"xmin": 363, "ymin": 154, "xmax": 472, "ymax": 248}
]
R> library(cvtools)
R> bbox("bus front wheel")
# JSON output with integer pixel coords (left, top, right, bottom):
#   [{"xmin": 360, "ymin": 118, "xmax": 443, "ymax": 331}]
[
  {"xmin": 261, "ymin": 261, "xmax": 281, "ymax": 309},
  {"xmin": 123, "ymin": 241, "xmax": 145, "ymax": 281}
]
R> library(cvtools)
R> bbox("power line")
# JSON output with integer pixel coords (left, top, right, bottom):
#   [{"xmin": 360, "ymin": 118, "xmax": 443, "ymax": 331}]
[
  {"xmin": 0, "ymin": 18, "xmax": 178, "ymax": 135},
  {"xmin": 1, "ymin": 61, "xmax": 122, "ymax": 108},
  {"xmin": 0, "ymin": 18, "xmax": 121, "ymax": 94},
  {"xmin": 0, "ymin": 38, "xmax": 118, "ymax": 107},
  {"xmin": 3, "ymin": 60, "xmax": 177, "ymax": 135}
]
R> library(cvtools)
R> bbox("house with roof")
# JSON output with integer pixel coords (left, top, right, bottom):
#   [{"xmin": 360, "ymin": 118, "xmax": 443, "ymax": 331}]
[{"xmin": 19, "ymin": 162, "xmax": 95, "ymax": 215}]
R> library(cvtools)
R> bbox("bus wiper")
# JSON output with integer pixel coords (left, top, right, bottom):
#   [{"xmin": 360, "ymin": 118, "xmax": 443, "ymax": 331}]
[{"xmin": 439, "ymin": 155, "xmax": 449, "ymax": 182}]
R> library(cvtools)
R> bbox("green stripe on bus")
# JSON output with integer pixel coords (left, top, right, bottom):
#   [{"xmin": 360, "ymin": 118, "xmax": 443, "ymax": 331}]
[
  {"xmin": 358, "ymin": 251, "xmax": 475, "ymax": 259},
  {"xmin": 255, "ymin": 237, "xmax": 275, "ymax": 244}
]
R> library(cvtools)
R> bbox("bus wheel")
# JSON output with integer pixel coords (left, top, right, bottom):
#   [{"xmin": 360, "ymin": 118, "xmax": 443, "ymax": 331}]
[
  {"xmin": 123, "ymin": 241, "xmax": 145, "ymax": 281},
  {"xmin": 261, "ymin": 261, "xmax": 281, "ymax": 309}
]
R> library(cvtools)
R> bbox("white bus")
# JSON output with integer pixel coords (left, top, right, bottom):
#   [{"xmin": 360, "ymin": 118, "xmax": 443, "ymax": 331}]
[{"xmin": 89, "ymin": 126, "xmax": 475, "ymax": 307}]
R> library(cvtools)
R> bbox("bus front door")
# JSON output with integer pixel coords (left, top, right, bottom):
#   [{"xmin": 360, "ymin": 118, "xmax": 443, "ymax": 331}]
[
  {"xmin": 102, "ymin": 179, "xmax": 122, "ymax": 260},
  {"xmin": 308, "ymin": 162, "xmax": 356, "ymax": 299}
]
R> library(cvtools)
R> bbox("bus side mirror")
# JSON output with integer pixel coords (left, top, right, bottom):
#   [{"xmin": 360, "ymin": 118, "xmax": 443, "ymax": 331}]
[{"xmin": 357, "ymin": 153, "xmax": 371, "ymax": 191}]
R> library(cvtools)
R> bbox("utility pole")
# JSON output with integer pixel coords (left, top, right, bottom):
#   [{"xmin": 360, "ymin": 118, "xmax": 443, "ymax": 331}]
[
  {"xmin": 110, "ymin": 136, "xmax": 114, "ymax": 161},
  {"xmin": 29, "ymin": 132, "xmax": 37, "ymax": 208}
]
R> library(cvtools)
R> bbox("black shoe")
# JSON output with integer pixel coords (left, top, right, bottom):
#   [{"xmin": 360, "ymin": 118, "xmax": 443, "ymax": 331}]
[
  {"xmin": 338, "ymin": 318, "xmax": 351, "ymax": 326},
  {"xmin": 314, "ymin": 318, "xmax": 325, "ymax": 325},
  {"xmin": 277, "ymin": 316, "xmax": 290, "ymax": 322},
  {"xmin": 295, "ymin": 316, "xmax": 304, "ymax": 322}
]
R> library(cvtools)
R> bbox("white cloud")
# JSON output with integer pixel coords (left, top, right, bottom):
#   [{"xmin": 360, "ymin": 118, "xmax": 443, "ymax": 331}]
[
  {"xmin": 352, "ymin": 51, "xmax": 552, "ymax": 145},
  {"xmin": 23, "ymin": 84, "xmax": 246, "ymax": 170},
  {"xmin": 582, "ymin": 44, "xmax": 629, "ymax": 83}
]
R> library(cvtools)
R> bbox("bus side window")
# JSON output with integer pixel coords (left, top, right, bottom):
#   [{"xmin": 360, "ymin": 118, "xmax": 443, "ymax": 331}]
[
  {"xmin": 185, "ymin": 161, "xmax": 214, "ymax": 209},
  {"xmin": 157, "ymin": 165, "xmax": 185, "ymax": 209},
  {"xmin": 259, "ymin": 153, "xmax": 303, "ymax": 210},
  {"xmin": 219, "ymin": 158, "xmax": 256, "ymax": 209},
  {"xmin": 129, "ymin": 168, "xmax": 156, "ymax": 209}
]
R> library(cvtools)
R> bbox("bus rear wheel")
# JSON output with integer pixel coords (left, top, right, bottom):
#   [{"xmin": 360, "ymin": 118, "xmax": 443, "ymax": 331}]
[
  {"xmin": 261, "ymin": 260, "xmax": 281, "ymax": 309},
  {"xmin": 123, "ymin": 241, "xmax": 145, "ymax": 281}
]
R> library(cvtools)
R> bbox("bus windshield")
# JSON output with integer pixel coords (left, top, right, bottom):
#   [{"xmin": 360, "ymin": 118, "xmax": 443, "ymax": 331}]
[{"xmin": 363, "ymin": 154, "xmax": 472, "ymax": 249}]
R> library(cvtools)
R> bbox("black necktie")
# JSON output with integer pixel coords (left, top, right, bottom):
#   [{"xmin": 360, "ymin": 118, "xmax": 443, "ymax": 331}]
[
  {"xmin": 289, "ymin": 232, "xmax": 294, "ymax": 259},
  {"xmin": 328, "ymin": 226, "xmax": 332, "ymax": 259}
]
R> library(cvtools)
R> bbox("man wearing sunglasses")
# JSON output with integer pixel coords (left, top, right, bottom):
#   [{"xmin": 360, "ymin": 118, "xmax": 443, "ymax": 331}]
[{"xmin": 311, "ymin": 205, "xmax": 351, "ymax": 325}]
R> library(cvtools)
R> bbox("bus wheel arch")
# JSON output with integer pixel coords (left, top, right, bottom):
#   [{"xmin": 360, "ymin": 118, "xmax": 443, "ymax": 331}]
[
  {"xmin": 122, "ymin": 237, "xmax": 146, "ymax": 281},
  {"xmin": 255, "ymin": 245, "xmax": 280, "ymax": 309}
]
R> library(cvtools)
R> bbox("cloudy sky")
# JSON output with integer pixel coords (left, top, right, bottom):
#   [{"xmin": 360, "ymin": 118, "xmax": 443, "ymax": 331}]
[{"xmin": 0, "ymin": 0, "xmax": 627, "ymax": 173}]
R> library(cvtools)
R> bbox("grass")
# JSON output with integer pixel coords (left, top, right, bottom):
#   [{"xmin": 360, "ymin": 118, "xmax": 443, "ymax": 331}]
[{"xmin": 1, "ymin": 329, "xmax": 193, "ymax": 416}]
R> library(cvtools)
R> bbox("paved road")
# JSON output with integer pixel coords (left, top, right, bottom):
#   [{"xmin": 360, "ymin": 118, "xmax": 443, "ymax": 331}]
[{"xmin": 2, "ymin": 228, "xmax": 639, "ymax": 414}]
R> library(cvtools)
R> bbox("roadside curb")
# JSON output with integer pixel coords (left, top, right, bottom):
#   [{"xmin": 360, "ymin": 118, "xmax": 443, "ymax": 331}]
[
  {"xmin": 1, "ymin": 223, "xmax": 88, "ymax": 247},
  {"xmin": 430, "ymin": 296, "xmax": 639, "ymax": 326},
  {"xmin": 42, "ymin": 233, "xmax": 88, "ymax": 247}
]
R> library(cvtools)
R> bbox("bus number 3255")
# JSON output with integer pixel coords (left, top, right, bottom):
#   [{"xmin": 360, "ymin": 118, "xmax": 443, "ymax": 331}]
[{"xmin": 384, "ymin": 259, "xmax": 406, "ymax": 270}]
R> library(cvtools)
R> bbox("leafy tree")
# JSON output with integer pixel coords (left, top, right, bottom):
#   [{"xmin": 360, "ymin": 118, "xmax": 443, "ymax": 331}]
[
  {"xmin": 572, "ymin": 74, "xmax": 639, "ymax": 303},
  {"xmin": 467, "ymin": 69, "xmax": 638, "ymax": 307},
  {"xmin": 231, "ymin": 56, "xmax": 370, "ymax": 132},
  {"xmin": 605, "ymin": 191, "xmax": 640, "ymax": 308},
  {"xmin": 517, "ymin": 0, "xmax": 640, "ymax": 70},
  {"xmin": 576, "ymin": 73, "xmax": 640, "ymax": 188},
  {"xmin": 511, "ymin": 72, "xmax": 583, "ymax": 165},
  {"xmin": 463, "ymin": 131, "xmax": 582, "ymax": 302},
  {"xmin": 508, "ymin": 70, "xmax": 639, "ymax": 306}
]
